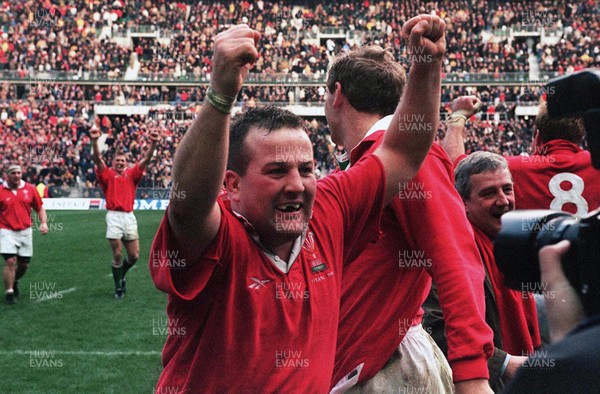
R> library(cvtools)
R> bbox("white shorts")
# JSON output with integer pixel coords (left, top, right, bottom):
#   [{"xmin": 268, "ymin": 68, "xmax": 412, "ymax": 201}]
[
  {"xmin": 332, "ymin": 324, "xmax": 454, "ymax": 394},
  {"xmin": 0, "ymin": 227, "xmax": 34, "ymax": 257},
  {"xmin": 105, "ymin": 211, "xmax": 139, "ymax": 241}
]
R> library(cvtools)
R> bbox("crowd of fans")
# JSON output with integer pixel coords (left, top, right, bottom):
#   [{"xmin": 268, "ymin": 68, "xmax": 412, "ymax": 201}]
[
  {"xmin": 0, "ymin": 0, "xmax": 597, "ymax": 195},
  {"xmin": 1, "ymin": 94, "xmax": 538, "ymax": 196},
  {"xmin": 1, "ymin": 0, "xmax": 598, "ymax": 78},
  {"xmin": 9, "ymin": 80, "xmax": 550, "ymax": 107}
]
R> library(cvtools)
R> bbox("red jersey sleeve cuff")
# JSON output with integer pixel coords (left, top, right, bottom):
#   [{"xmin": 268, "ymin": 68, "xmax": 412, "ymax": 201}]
[{"xmin": 450, "ymin": 354, "xmax": 490, "ymax": 382}]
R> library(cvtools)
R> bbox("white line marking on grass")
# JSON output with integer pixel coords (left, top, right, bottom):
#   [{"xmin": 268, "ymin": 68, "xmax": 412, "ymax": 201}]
[
  {"xmin": 0, "ymin": 350, "xmax": 161, "ymax": 356},
  {"xmin": 35, "ymin": 287, "xmax": 76, "ymax": 302}
]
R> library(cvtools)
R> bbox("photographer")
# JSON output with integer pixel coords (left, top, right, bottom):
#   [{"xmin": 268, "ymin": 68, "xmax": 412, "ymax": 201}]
[{"xmin": 504, "ymin": 240, "xmax": 599, "ymax": 392}]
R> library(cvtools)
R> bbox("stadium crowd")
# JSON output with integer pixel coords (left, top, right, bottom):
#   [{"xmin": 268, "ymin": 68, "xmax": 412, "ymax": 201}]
[
  {"xmin": 0, "ymin": 0, "xmax": 598, "ymax": 77},
  {"xmin": 0, "ymin": 0, "xmax": 598, "ymax": 193}
]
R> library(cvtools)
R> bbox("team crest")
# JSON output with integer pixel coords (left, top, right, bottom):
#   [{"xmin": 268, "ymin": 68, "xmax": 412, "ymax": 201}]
[{"xmin": 303, "ymin": 231, "xmax": 328, "ymax": 274}]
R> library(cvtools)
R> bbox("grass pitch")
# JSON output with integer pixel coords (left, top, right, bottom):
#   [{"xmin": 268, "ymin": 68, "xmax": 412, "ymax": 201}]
[{"xmin": 0, "ymin": 210, "xmax": 169, "ymax": 393}]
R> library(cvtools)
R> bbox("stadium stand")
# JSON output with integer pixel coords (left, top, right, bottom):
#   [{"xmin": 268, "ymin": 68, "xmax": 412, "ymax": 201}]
[{"xmin": 0, "ymin": 0, "xmax": 598, "ymax": 196}]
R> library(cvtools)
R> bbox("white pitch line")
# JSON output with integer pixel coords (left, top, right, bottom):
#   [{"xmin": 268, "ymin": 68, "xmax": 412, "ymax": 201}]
[
  {"xmin": 35, "ymin": 287, "xmax": 77, "ymax": 302},
  {"xmin": 0, "ymin": 350, "xmax": 161, "ymax": 356}
]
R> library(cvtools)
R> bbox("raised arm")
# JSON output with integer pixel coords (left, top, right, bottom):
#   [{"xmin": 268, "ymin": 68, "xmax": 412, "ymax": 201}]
[
  {"xmin": 138, "ymin": 128, "xmax": 160, "ymax": 170},
  {"xmin": 441, "ymin": 96, "xmax": 482, "ymax": 163},
  {"xmin": 89, "ymin": 123, "xmax": 106, "ymax": 172},
  {"xmin": 168, "ymin": 25, "xmax": 260, "ymax": 257},
  {"xmin": 373, "ymin": 15, "xmax": 445, "ymax": 204}
]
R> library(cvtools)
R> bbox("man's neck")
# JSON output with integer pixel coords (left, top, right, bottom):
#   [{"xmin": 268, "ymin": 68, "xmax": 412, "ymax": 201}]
[
  {"xmin": 268, "ymin": 241, "xmax": 295, "ymax": 262},
  {"xmin": 338, "ymin": 112, "xmax": 386, "ymax": 152}
]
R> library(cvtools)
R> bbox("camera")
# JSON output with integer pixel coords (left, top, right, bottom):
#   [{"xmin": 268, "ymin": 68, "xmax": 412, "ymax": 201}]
[
  {"xmin": 495, "ymin": 209, "xmax": 600, "ymax": 317},
  {"xmin": 494, "ymin": 69, "xmax": 600, "ymax": 317}
]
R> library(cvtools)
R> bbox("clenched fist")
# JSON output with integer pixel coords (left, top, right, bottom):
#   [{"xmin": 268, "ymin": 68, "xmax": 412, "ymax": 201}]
[{"xmin": 211, "ymin": 25, "xmax": 261, "ymax": 97}]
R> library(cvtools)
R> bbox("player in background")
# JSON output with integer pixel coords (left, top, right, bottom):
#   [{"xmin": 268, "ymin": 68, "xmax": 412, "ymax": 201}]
[
  {"xmin": 90, "ymin": 124, "xmax": 160, "ymax": 299},
  {"xmin": 149, "ymin": 15, "xmax": 444, "ymax": 392},
  {"xmin": 0, "ymin": 165, "xmax": 48, "ymax": 304},
  {"xmin": 443, "ymin": 97, "xmax": 600, "ymax": 215},
  {"xmin": 325, "ymin": 47, "xmax": 494, "ymax": 393}
]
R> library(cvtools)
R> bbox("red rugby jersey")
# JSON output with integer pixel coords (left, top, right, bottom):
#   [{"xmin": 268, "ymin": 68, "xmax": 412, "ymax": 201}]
[
  {"xmin": 150, "ymin": 154, "xmax": 385, "ymax": 393},
  {"xmin": 507, "ymin": 140, "xmax": 600, "ymax": 215},
  {"xmin": 0, "ymin": 181, "xmax": 43, "ymax": 231},
  {"xmin": 334, "ymin": 134, "xmax": 493, "ymax": 385},
  {"xmin": 96, "ymin": 164, "xmax": 144, "ymax": 212}
]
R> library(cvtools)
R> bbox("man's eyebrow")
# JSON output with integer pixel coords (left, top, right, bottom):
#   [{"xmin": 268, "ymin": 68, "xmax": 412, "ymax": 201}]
[
  {"xmin": 264, "ymin": 161, "xmax": 289, "ymax": 167},
  {"xmin": 478, "ymin": 186, "xmax": 498, "ymax": 195}
]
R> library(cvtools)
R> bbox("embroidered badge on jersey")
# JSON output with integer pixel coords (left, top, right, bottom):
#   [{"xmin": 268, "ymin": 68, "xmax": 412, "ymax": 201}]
[{"xmin": 303, "ymin": 231, "xmax": 328, "ymax": 274}]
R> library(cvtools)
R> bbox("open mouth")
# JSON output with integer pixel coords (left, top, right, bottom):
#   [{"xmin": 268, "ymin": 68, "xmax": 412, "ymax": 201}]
[
  {"xmin": 276, "ymin": 203, "xmax": 303, "ymax": 213},
  {"xmin": 492, "ymin": 211, "xmax": 507, "ymax": 220}
]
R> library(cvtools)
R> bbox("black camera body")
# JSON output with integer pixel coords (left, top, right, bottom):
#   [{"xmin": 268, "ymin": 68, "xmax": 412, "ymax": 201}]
[
  {"xmin": 494, "ymin": 69, "xmax": 600, "ymax": 317},
  {"xmin": 495, "ymin": 209, "xmax": 600, "ymax": 317}
]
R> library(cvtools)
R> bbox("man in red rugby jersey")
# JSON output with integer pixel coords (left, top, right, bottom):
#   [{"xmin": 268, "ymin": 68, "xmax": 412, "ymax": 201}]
[
  {"xmin": 325, "ymin": 47, "xmax": 495, "ymax": 393},
  {"xmin": 149, "ymin": 15, "xmax": 445, "ymax": 393},
  {"xmin": 0, "ymin": 165, "xmax": 48, "ymax": 304},
  {"xmin": 90, "ymin": 124, "xmax": 159, "ymax": 299}
]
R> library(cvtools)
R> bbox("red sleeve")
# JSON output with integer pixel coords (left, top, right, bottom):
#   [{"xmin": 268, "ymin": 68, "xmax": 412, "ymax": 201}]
[
  {"xmin": 130, "ymin": 163, "xmax": 145, "ymax": 185},
  {"xmin": 149, "ymin": 199, "xmax": 231, "ymax": 301},
  {"xmin": 314, "ymin": 153, "xmax": 386, "ymax": 265},
  {"xmin": 391, "ymin": 143, "xmax": 494, "ymax": 381}
]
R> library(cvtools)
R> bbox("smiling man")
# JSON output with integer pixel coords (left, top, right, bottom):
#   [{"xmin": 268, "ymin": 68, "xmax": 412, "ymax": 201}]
[
  {"xmin": 90, "ymin": 125, "xmax": 159, "ymax": 299},
  {"xmin": 150, "ymin": 15, "xmax": 446, "ymax": 393},
  {"xmin": 452, "ymin": 152, "xmax": 541, "ymax": 390}
]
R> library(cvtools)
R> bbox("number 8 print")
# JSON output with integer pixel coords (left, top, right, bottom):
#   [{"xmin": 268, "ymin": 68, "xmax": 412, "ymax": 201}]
[{"xmin": 549, "ymin": 172, "xmax": 588, "ymax": 216}]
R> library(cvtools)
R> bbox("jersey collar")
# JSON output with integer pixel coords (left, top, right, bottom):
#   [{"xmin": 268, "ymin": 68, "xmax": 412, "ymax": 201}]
[
  {"xmin": 2, "ymin": 180, "xmax": 25, "ymax": 190},
  {"xmin": 540, "ymin": 139, "xmax": 582, "ymax": 155},
  {"xmin": 230, "ymin": 206, "xmax": 306, "ymax": 274},
  {"xmin": 340, "ymin": 115, "xmax": 393, "ymax": 171}
]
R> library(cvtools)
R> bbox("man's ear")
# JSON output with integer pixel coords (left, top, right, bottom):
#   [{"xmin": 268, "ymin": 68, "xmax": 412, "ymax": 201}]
[
  {"xmin": 332, "ymin": 81, "xmax": 344, "ymax": 109},
  {"xmin": 533, "ymin": 129, "xmax": 542, "ymax": 150},
  {"xmin": 462, "ymin": 196, "xmax": 470, "ymax": 216},
  {"xmin": 224, "ymin": 170, "xmax": 242, "ymax": 202}
]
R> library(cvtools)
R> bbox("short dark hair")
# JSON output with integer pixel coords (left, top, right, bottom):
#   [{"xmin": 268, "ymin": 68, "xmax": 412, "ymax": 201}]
[
  {"xmin": 326, "ymin": 46, "xmax": 406, "ymax": 117},
  {"xmin": 535, "ymin": 101, "xmax": 585, "ymax": 144},
  {"xmin": 228, "ymin": 106, "xmax": 309, "ymax": 175},
  {"xmin": 455, "ymin": 152, "xmax": 511, "ymax": 200}
]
